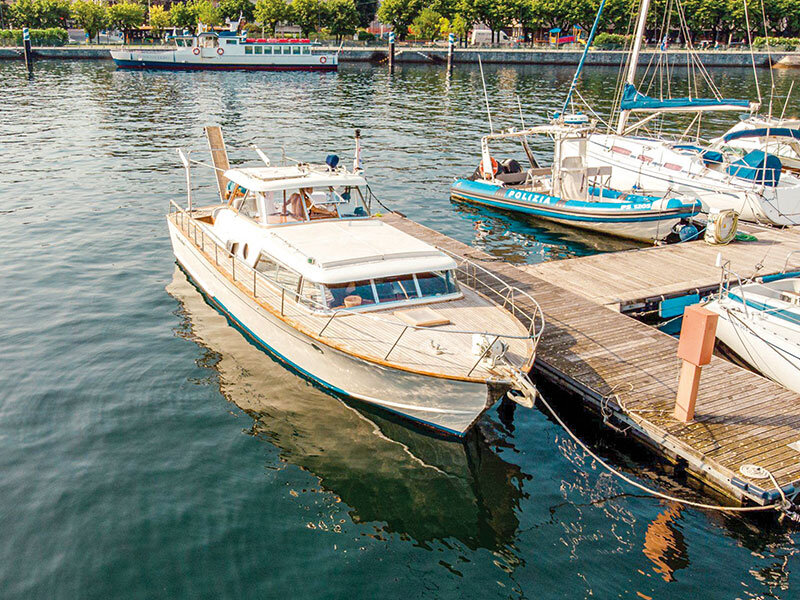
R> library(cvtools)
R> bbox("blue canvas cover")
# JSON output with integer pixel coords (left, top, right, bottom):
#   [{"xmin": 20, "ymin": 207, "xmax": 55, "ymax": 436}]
[
  {"xmin": 726, "ymin": 150, "xmax": 782, "ymax": 187},
  {"xmin": 620, "ymin": 83, "xmax": 750, "ymax": 112},
  {"xmin": 723, "ymin": 127, "xmax": 800, "ymax": 143}
]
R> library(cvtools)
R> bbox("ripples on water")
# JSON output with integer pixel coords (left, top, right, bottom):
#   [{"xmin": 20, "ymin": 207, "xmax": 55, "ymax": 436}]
[{"xmin": 1, "ymin": 60, "xmax": 799, "ymax": 599}]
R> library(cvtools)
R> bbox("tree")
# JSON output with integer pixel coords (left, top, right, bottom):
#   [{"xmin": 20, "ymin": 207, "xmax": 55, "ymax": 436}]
[
  {"xmin": 218, "ymin": 0, "xmax": 255, "ymax": 23},
  {"xmin": 71, "ymin": 0, "xmax": 108, "ymax": 42},
  {"xmin": 326, "ymin": 0, "xmax": 358, "ymax": 41},
  {"xmin": 289, "ymin": 0, "xmax": 325, "ymax": 37},
  {"xmin": 254, "ymin": 0, "xmax": 287, "ymax": 34},
  {"xmin": 149, "ymin": 4, "xmax": 170, "ymax": 35},
  {"xmin": 8, "ymin": 0, "xmax": 70, "ymax": 28},
  {"xmin": 170, "ymin": 1, "xmax": 196, "ymax": 30},
  {"xmin": 193, "ymin": 0, "xmax": 221, "ymax": 26},
  {"xmin": 450, "ymin": 12, "xmax": 469, "ymax": 40},
  {"xmin": 355, "ymin": 0, "xmax": 377, "ymax": 28},
  {"xmin": 410, "ymin": 7, "xmax": 441, "ymax": 40},
  {"xmin": 107, "ymin": 1, "xmax": 145, "ymax": 32},
  {"xmin": 376, "ymin": 0, "xmax": 423, "ymax": 40}
]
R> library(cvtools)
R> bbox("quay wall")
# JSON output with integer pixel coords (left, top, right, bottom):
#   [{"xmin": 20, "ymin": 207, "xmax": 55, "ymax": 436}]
[{"xmin": 0, "ymin": 45, "xmax": 796, "ymax": 68}]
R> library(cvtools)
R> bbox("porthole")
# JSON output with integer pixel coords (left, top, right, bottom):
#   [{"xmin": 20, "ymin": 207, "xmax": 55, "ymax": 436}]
[{"xmin": 242, "ymin": 243, "xmax": 249, "ymax": 260}]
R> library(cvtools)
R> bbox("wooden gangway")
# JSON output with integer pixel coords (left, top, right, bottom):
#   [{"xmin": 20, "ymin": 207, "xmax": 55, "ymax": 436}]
[
  {"xmin": 523, "ymin": 224, "xmax": 800, "ymax": 312},
  {"xmin": 381, "ymin": 213, "xmax": 800, "ymax": 507}
]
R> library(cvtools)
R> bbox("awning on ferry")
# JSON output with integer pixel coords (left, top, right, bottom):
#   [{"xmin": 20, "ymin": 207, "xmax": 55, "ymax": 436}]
[
  {"xmin": 722, "ymin": 127, "xmax": 800, "ymax": 143},
  {"xmin": 620, "ymin": 83, "xmax": 753, "ymax": 113}
]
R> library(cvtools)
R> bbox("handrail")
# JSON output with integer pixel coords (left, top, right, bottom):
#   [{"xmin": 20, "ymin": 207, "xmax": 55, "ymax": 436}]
[{"xmin": 168, "ymin": 201, "xmax": 544, "ymax": 375}]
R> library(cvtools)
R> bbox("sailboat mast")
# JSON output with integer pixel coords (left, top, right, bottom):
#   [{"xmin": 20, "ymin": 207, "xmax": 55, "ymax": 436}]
[{"xmin": 616, "ymin": 0, "xmax": 652, "ymax": 135}]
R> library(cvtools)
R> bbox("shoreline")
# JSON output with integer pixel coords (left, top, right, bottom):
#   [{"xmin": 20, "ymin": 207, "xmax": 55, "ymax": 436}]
[{"xmin": 1, "ymin": 45, "xmax": 797, "ymax": 67}]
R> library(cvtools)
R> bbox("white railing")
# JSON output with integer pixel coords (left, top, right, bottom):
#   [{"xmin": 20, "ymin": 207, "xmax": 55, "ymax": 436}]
[{"xmin": 169, "ymin": 201, "xmax": 544, "ymax": 377}]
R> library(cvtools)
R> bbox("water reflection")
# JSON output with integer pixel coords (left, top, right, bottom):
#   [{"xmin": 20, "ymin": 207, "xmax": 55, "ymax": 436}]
[
  {"xmin": 643, "ymin": 503, "xmax": 688, "ymax": 582},
  {"xmin": 166, "ymin": 267, "xmax": 527, "ymax": 551}
]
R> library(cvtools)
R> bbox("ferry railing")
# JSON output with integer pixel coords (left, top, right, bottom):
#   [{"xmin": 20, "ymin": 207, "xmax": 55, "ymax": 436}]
[{"xmin": 168, "ymin": 201, "xmax": 544, "ymax": 377}]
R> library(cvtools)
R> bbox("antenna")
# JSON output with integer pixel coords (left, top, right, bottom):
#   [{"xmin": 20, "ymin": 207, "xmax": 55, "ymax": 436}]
[{"xmin": 478, "ymin": 55, "xmax": 494, "ymax": 134}]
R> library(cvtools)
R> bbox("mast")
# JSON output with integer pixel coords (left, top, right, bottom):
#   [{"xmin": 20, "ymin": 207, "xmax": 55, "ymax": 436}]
[{"xmin": 616, "ymin": 0, "xmax": 651, "ymax": 135}]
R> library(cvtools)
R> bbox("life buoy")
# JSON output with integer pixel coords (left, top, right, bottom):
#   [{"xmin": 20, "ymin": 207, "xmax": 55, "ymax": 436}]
[
  {"xmin": 479, "ymin": 157, "xmax": 499, "ymax": 179},
  {"xmin": 217, "ymin": 47, "xmax": 224, "ymax": 55},
  {"xmin": 192, "ymin": 47, "xmax": 200, "ymax": 55},
  {"xmin": 319, "ymin": 56, "xmax": 327, "ymax": 64}
]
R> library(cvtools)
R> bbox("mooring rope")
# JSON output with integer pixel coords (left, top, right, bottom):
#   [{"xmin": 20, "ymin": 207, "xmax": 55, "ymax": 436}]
[{"xmin": 518, "ymin": 370, "xmax": 784, "ymax": 513}]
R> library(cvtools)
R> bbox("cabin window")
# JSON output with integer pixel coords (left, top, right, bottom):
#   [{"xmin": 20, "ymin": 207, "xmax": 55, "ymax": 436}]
[
  {"xmin": 416, "ymin": 271, "xmax": 458, "ymax": 297},
  {"xmin": 282, "ymin": 46, "xmax": 291, "ymax": 54},
  {"xmin": 300, "ymin": 279, "xmax": 324, "ymax": 307},
  {"xmin": 292, "ymin": 46, "xmax": 301, "ymax": 55},
  {"xmin": 245, "ymin": 46, "xmax": 253, "ymax": 54},
  {"xmin": 255, "ymin": 255, "xmax": 279, "ymax": 276},
  {"xmin": 263, "ymin": 46, "xmax": 273, "ymax": 54},
  {"xmin": 226, "ymin": 39, "xmax": 238, "ymax": 45},
  {"xmin": 374, "ymin": 275, "xmax": 420, "ymax": 303},
  {"xmin": 275, "ymin": 265, "xmax": 301, "ymax": 292},
  {"xmin": 302, "ymin": 46, "xmax": 310, "ymax": 55},
  {"xmin": 239, "ymin": 193, "xmax": 260, "ymax": 220},
  {"xmin": 325, "ymin": 281, "xmax": 376, "ymax": 309},
  {"xmin": 254, "ymin": 46, "xmax": 263, "ymax": 54}
]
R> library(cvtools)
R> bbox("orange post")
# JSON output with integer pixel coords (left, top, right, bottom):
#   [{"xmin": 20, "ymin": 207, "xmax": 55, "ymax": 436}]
[{"xmin": 674, "ymin": 305, "xmax": 718, "ymax": 423}]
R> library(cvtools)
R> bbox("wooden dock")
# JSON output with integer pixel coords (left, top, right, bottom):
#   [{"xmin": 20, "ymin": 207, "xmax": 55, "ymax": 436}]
[
  {"xmin": 381, "ymin": 213, "xmax": 800, "ymax": 507},
  {"xmin": 523, "ymin": 224, "xmax": 800, "ymax": 313}
]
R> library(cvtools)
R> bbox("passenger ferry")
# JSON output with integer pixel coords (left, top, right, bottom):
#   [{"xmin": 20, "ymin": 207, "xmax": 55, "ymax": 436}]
[
  {"xmin": 111, "ymin": 31, "xmax": 337, "ymax": 71},
  {"xmin": 166, "ymin": 127, "xmax": 543, "ymax": 436}
]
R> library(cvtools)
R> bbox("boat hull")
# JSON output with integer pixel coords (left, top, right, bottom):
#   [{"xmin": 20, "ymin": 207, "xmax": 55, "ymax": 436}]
[
  {"xmin": 110, "ymin": 50, "xmax": 337, "ymax": 71},
  {"xmin": 583, "ymin": 134, "xmax": 800, "ymax": 226},
  {"xmin": 167, "ymin": 218, "xmax": 502, "ymax": 436},
  {"xmin": 705, "ymin": 297, "xmax": 800, "ymax": 394},
  {"xmin": 451, "ymin": 179, "xmax": 692, "ymax": 242}
]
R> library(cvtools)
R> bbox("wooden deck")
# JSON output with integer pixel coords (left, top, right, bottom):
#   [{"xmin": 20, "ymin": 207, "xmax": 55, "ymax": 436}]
[
  {"xmin": 380, "ymin": 213, "xmax": 800, "ymax": 506},
  {"xmin": 522, "ymin": 224, "xmax": 800, "ymax": 311}
]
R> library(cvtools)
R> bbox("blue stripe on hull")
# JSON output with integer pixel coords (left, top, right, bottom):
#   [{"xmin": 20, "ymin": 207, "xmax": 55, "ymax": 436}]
[
  {"xmin": 176, "ymin": 262, "xmax": 466, "ymax": 438},
  {"xmin": 113, "ymin": 59, "xmax": 337, "ymax": 71}
]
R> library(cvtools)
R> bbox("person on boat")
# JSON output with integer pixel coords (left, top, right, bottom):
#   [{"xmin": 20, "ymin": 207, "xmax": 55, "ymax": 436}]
[{"xmin": 285, "ymin": 192, "xmax": 306, "ymax": 220}]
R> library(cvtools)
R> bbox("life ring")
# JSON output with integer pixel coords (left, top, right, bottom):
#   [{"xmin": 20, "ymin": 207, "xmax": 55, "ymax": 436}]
[
  {"xmin": 192, "ymin": 47, "xmax": 200, "ymax": 55},
  {"xmin": 480, "ymin": 157, "xmax": 499, "ymax": 179},
  {"xmin": 319, "ymin": 56, "xmax": 327, "ymax": 64},
  {"xmin": 217, "ymin": 47, "xmax": 224, "ymax": 56}
]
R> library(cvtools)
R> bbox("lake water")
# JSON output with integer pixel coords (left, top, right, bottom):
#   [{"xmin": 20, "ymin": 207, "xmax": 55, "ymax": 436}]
[{"xmin": 2, "ymin": 59, "xmax": 799, "ymax": 599}]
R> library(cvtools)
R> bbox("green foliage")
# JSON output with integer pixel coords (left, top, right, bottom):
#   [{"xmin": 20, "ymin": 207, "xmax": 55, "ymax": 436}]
[
  {"xmin": 753, "ymin": 36, "xmax": 800, "ymax": 51},
  {"xmin": 71, "ymin": 0, "xmax": 108, "ymax": 41},
  {"xmin": 356, "ymin": 28, "xmax": 374, "ymax": 41},
  {"xmin": 376, "ymin": 0, "xmax": 422, "ymax": 40},
  {"xmin": 218, "ymin": 0, "xmax": 255, "ymax": 23},
  {"xmin": 107, "ymin": 0, "xmax": 145, "ymax": 30},
  {"xmin": 409, "ymin": 7, "xmax": 441, "ymax": 40},
  {"xmin": 326, "ymin": 0, "xmax": 358, "ymax": 40},
  {"xmin": 354, "ymin": 0, "xmax": 377, "ymax": 28},
  {"xmin": 169, "ymin": 1, "xmax": 196, "ymax": 30},
  {"xmin": 0, "ymin": 26, "xmax": 68, "ymax": 45},
  {"xmin": 8, "ymin": 0, "xmax": 70, "ymax": 28},
  {"xmin": 593, "ymin": 32, "xmax": 629, "ymax": 48},
  {"xmin": 289, "ymin": 0, "xmax": 325, "ymax": 37},
  {"xmin": 254, "ymin": 0, "xmax": 287, "ymax": 34},
  {"xmin": 194, "ymin": 0, "xmax": 221, "ymax": 26},
  {"xmin": 449, "ymin": 13, "xmax": 469, "ymax": 38},
  {"xmin": 148, "ymin": 4, "xmax": 170, "ymax": 34}
]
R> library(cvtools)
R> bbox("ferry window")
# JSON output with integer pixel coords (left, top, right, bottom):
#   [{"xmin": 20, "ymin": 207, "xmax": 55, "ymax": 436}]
[
  {"xmin": 416, "ymin": 271, "xmax": 458, "ymax": 297},
  {"xmin": 325, "ymin": 281, "xmax": 376, "ymax": 309},
  {"xmin": 374, "ymin": 275, "xmax": 420, "ymax": 303},
  {"xmin": 245, "ymin": 46, "xmax": 253, "ymax": 54},
  {"xmin": 282, "ymin": 46, "xmax": 291, "ymax": 54},
  {"xmin": 226, "ymin": 40, "xmax": 237, "ymax": 45},
  {"xmin": 302, "ymin": 47, "xmax": 310, "ymax": 54},
  {"xmin": 292, "ymin": 46, "xmax": 301, "ymax": 55},
  {"xmin": 264, "ymin": 46, "xmax": 272, "ymax": 54},
  {"xmin": 254, "ymin": 46, "xmax": 263, "ymax": 54}
]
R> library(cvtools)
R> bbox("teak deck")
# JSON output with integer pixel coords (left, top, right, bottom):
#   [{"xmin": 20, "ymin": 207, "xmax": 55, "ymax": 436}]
[
  {"xmin": 380, "ymin": 213, "xmax": 800, "ymax": 506},
  {"xmin": 523, "ymin": 224, "xmax": 800, "ymax": 310}
]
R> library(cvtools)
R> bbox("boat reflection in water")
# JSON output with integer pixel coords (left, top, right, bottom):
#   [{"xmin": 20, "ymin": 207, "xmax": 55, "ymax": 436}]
[{"xmin": 167, "ymin": 267, "xmax": 528, "ymax": 550}]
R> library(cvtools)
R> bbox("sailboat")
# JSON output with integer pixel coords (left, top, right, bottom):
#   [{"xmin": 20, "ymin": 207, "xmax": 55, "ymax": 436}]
[
  {"xmin": 572, "ymin": 0, "xmax": 800, "ymax": 226},
  {"xmin": 712, "ymin": 115, "xmax": 800, "ymax": 173}
]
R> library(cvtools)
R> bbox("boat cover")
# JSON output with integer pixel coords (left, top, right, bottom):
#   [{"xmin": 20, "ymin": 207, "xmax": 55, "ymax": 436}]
[
  {"xmin": 726, "ymin": 150, "xmax": 782, "ymax": 187},
  {"xmin": 723, "ymin": 127, "xmax": 800, "ymax": 143},
  {"xmin": 620, "ymin": 83, "xmax": 750, "ymax": 112}
]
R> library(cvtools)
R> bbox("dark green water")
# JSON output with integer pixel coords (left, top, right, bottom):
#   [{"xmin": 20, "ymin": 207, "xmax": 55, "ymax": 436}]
[{"xmin": 2, "ymin": 60, "xmax": 800, "ymax": 599}]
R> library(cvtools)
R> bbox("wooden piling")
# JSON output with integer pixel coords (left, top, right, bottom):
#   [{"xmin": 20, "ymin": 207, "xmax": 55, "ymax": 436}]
[
  {"xmin": 22, "ymin": 27, "xmax": 33, "ymax": 75},
  {"xmin": 388, "ymin": 31, "xmax": 395, "ymax": 70}
]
